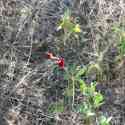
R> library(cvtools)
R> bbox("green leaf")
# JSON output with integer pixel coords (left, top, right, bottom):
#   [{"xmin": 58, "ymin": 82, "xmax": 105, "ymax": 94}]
[
  {"xmin": 99, "ymin": 116, "xmax": 112, "ymax": 125},
  {"xmin": 75, "ymin": 67, "xmax": 86, "ymax": 78},
  {"xmin": 76, "ymin": 103, "xmax": 95, "ymax": 118},
  {"xmin": 59, "ymin": 9, "xmax": 74, "ymax": 32},
  {"xmin": 76, "ymin": 104, "xmax": 87, "ymax": 113},
  {"xmin": 78, "ymin": 79, "xmax": 87, "ymax": 93},
  {"xmin": 58, "ymin": 8, "xmax": 81, "ymax": 35},
  {"xmin": 86, "ymin": 111, "xmax": 95, "ymax": 117},
  {"xmin": 119, "ymin": 36, "xmax": 125, "ymax": 55},
  {"xmin": 84, "ymin": 82, "xmax": 97, "ymax": 96},
  {"xmin": 93, "ymin": 92, "xmax": 104, "ymax": 108},
  {"xmin": 90, "ymin": 82, "xmax": 97, "ymax": 92}
]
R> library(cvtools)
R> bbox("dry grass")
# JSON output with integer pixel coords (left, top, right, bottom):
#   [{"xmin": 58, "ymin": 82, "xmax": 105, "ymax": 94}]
[{"xmin": 0, "ymin": 0, "xmax": 125, "ymax": 125}]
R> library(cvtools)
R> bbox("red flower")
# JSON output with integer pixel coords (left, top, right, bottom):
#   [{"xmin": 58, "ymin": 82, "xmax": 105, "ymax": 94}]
[
  {"xmin": 46, "ymin": 52, "xmax": 54, "ymax": 59},
  {"xmin": 56, "ymin": 58, "xmax": 65, "ymax": 69},
  {"xmin": 46, "ymin": 52, "xmax": 59, "ymax": 60},
  {"xmin": 46, "ymin": 52, "xmax": 65, "ymax": 69}
]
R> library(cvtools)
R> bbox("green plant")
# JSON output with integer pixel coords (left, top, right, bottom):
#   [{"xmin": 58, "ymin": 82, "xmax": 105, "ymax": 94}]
[
  {"xmin": 57, "ymin": 9, "xmax": 81, "ymax": 33},
  {"xmin": 112, "ymin": 26, "xmax": 125, "ymax": 69},
  {"xmin": 75, "ymin": 78, "xmax": 104, "ymax": 124},
  {"xmin": 48, "ymin": 64, "xmax": 111, "ymax": 125},
  {"xmin": 57, "ymin": 9, "xmax": 81, "ymax": 45},
  {"xmin": 112, "ymin": 26, "xmax": 125, "ymax": 56},
  {"xmin": 64, "ymin": 65, "xmax": 87, "ymax": 108},
  {"xmin": 47, "ymin": 9, "xmax": 112, "ymax": 125},
  {"xmin": 66, "ymin": 66, "xmax": 111, "ymax": 125},
  {"xmin": 99, "ymin": 116, "xmax": 112, "ymax": 125}
]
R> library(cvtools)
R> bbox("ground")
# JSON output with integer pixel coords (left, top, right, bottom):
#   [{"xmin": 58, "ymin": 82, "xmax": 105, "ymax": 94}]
[{"xmin": 0, "ymin": 0, "xmax": 125, "ymax": 125}]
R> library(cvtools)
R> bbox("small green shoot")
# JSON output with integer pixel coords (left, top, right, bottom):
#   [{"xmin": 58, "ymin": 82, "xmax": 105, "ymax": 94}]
[
  {"xmin": 99, "ymin": 116, "xmax": 112, "ymax": 125},
  {"xmin": 57, "ymin": 9, "xmax": 81, "ymax": 34},
  {"xmin": 57, "ymin": 9, "xmax": 81, "ymax": 46}
]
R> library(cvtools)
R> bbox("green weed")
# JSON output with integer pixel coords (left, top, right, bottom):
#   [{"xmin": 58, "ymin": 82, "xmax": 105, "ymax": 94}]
[{"xmin": 48, "ymin": 65, "xmax": 111, "ymax": 125}]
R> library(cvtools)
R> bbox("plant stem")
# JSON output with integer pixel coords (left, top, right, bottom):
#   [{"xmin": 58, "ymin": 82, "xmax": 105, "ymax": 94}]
[
  {"xmin": 85, "ymin": 117, "xmax": 92, "ymax": 125},
  {"xmin": 63, "ymin": 31, "xmax": 71, "ymax": 46},
  {"xmin": 72, "ymin": 76, "xmax": 75, "ymax": 109}
]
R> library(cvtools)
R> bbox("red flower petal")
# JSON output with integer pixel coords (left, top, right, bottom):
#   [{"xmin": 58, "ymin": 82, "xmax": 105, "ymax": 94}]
[
  {"xmin": 46, "ymin": 52, "xmax": 54, "ymax": 59},
  {"xmin": 56, "ymin": 58, "xmax": 64, "ymax": 69}
]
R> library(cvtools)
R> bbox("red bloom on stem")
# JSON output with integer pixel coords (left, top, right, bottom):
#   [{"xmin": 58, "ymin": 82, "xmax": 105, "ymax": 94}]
[
  {"xmin": 56, "ymin": 58, "xmax": 65, "ymax": 69},
  {"xmin": 46, "ymin": 52, "xmax": 65, "ymax": 69},
  {"xmin": 46, "ymin": 52, "xmax": 59, "ymax": 60},
  {"xmin": 46, "ymin": 52, "xmax": 54, "ymax": 59}
]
